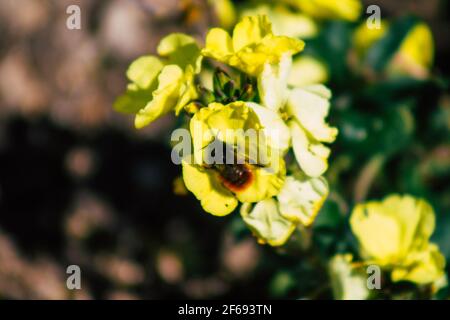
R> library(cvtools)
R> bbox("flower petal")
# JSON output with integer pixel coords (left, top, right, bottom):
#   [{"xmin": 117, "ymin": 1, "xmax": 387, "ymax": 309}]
[
  {"xmin": 232, "ymin": 15, "xmax": 272, "ymax": 51},
  {"xmin": 350, "ymin": 200, "xmax": 404, "ymax": 265},
  {"xmin": 288, "ymin": 56, "xmax": 328, "ymax": 87},
  {"xmin": 287, "ymin": 85, "xmax": 337, "ymax": 143},
  {"xmin": 277, "ymin": 175, "xmax": 329, "ymax": 226},
  {"xmin": 241, "ymin": 4, "xmax": 317, "ymax": 38},
  {"xmin": 246, "ymin": 102, "xmax": 290, "ymax": 152},
  {"xmin": 126, "ymin": 55, "xmax": 164, "ymax": 89},
  {"xmin": 258, "ymin": 54, "xmax": 292, "ymax": 111},
  {"xmin": 391, "ymin": 243, "xmax": 446, "ymax": 285},
  {"xmin": 241, "ymin": 199, "xmax": 296, "ymax": 246},
  {"xmin": 234, "ymin": 159, "xmax": 286, "ymax": 203},
  {"xmin": 157, "ymin": 33, "xmax": 202, "ymax": 73},
  {"xmin": 202, "ymin": 28, "xmax": 234, "ymax": 62},
  {"xmin": 135, "ymin": 65, "xmax": 183, "ymax": 128},
  {"xmin": 328, "ymin": 254, "xmax": 370, "ymax": 300},
  {"xmin": 289, "ymin": 120, "xmax": 330, "ymax": 177},
  {"xmin": 182, "ymin": 160, "xmax": 238, "ymax": 216}
]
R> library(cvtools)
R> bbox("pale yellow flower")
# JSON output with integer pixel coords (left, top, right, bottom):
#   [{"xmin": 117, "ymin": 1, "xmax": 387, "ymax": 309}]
[{"xmin": 350, "ymin": 194, "xmax": 446, "ymax": 285}]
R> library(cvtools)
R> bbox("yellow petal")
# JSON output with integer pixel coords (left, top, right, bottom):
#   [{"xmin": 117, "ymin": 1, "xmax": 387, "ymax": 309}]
[
  {"xmin": 241, "ymin": 4, "xmax": 317, "ymax": 38},
  {"xmin": 175, "ymin": 65, "xmax": 198, "ymax": 115},
  {"xmin": 350, "ymin": 201, "xmax": 403, "ymax": 265},
  {"xmin": 241, "ymin": 199, "xmax": 296, "ymax": 246},
  {"xmin": 234, "ymin": 159, "xmax": 286, "ymax": 203},
  {"xmin": 126, "ymin": 55, "xmax": 164, "ymax": 89},
  {"xmin": 259, "ymin": 35, "xmax": 305, "ymax": 57},
  {"xmin": 258, "ymin": 54, "xmax": 292, "ymax": 111},
  {"xmin": 157, "ymin": 33, "xmax": 202, "ymax": 73},
  {"xmin": 391, "ymin": 243, "xmax": 446, "ymax": 285},
  {"xmin": 277, "ymin": 175, "xmax": 328, "ymax": 226},
  {"xmin": 328, "ymin": 254, "xmax": 370, "ymax": 300},
  {"xmin": 182, "ymin": 160, "xmax": 238, "ymax": 216},
  {"xmin": 382, "ymin": 195, "xmax": 435, "ymax": 257},
  {"xmin": 202, "ymin": 28, "xmax": 234, "ymax": 62},
  {"xmin": 134, "ymin": 65, "xmax": 183, "ymax": 128},
  {"xmin": 289, "ymin": 120, "xmax": 330, "ymax": 177},
  {"xmin": 232, "ymin": 15, "xmax": 272, "ymax": 51},
  {"xmin": 391, "ymin": 22, "xmax": 434, "ymax": 78},
  {"xmin": 401, "ymin": 23, "xmax": 434, "ymax": 69},
  {"xmin": 288, "ymin": 56, "xmax": 329, "ymax": 87},
  {"xmin": 246, "ymin": 102, "xmax": 290, "ymax": 152},
  {"xmin": 287, "ymin": 85, "xmax": 337, "ymax": 143}
]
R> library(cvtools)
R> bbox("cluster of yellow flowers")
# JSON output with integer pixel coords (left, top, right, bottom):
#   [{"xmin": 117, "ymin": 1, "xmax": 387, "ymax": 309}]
[
  {"xmin": 212, "ymin": 0, "xmax": 434, "ymax": 82},
  {"xmin": 115, "ymin": 0, "xmax": 446, "ymax": 299},
  {"xmin": 211, "ymin": 0, "xmax": 363, "ymax": 87},
  {"xmin": 115, "ymin": 15, "xmax": 337, "ymax": 246},
  {"xmin": 115, "ymin": 0, "xmax": 446, "ymax": 297}
]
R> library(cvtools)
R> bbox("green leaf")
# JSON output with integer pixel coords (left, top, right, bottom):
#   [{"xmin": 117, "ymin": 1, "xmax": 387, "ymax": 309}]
[{"xmin": 337, "ymin": 105, "xmax": 414, "ymax": 156}]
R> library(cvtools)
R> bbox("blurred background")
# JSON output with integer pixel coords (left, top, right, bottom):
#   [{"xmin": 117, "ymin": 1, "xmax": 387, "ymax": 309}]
[{"xmin": 0, "ymin": 0, "xmax": 449, "ymax": 299}]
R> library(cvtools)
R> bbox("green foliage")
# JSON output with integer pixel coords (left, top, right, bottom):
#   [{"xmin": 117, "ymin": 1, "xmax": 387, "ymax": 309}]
[{"xmin": 364, "ymin": 16, "xmax": 418, "ymax": 71}]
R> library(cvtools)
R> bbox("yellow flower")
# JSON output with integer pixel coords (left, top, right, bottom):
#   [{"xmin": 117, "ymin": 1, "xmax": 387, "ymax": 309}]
[
  {"xmin": 202, "ymin": 15, "xmax": 304, "ymax": 76},
  {"xmin": 350, "ymin": 194, "xmax": 446, "ymax": 285},
  {"xmin": 182, "ymin": 102, "xmax": 286, "ymax": 216},
  {"xmin": 284, "ymin": 0, "xmax": 362, "ymax": 22},
  {"xmin": 240, "ymin": 4, "xmax": 317, "ymax": 39},
  {"xmin": 114, "ymin": 33, "xmax": 202, "ymax": 128}
]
